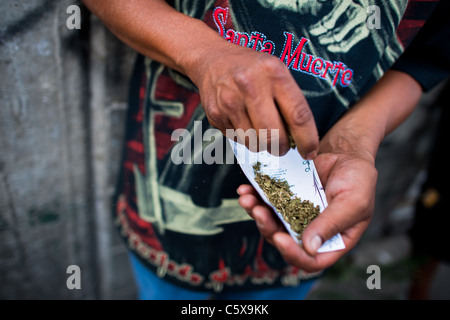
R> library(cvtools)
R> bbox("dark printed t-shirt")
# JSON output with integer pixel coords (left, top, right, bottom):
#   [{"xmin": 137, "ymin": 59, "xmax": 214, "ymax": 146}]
[{"xmin": 114, "ymin": 0, "xmax": 439, "ymax": 293}]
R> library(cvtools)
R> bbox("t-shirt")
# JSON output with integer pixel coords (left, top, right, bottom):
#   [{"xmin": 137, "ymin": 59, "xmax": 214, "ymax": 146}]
[{"xmin": 113, "ymin": 0, "xmax": 441, "ymax": 293}]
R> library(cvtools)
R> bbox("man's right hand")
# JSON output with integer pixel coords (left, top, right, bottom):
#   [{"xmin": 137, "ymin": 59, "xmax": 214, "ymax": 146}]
[
  {"xmin": 82, "ymin": 0, "xmax": 319, "ymax": 158},
  {"xmin": 187, "ymin": 42, "xmax": 319, "ymax": 158}
]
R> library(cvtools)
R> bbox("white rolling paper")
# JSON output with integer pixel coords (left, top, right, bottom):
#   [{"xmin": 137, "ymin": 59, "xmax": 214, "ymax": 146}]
[{"xmin": 229, "ymin": 139, "xmax": 345, "ymax": 253}]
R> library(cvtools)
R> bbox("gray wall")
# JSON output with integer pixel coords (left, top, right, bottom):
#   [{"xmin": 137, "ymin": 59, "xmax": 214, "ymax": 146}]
[
  {"xmin": 0, "ymin": 0, "xmax": 444, "ymax": 299},
  {"xmin": 0, "ymin": 0, "xmax": 136, "ymax": 299}
]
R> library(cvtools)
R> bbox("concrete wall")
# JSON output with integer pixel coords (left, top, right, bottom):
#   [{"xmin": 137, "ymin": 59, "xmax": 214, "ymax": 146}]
[
  {"xmin": 0, "ymin": 0, "xmax": 136, "ymax": 299},
  {"xmin": 0, "ymin": 1, "xmax": 444, "ymax": 300}
]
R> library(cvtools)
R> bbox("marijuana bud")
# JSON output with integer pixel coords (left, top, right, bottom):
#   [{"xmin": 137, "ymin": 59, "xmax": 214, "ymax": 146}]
[
  {"xmin": 288, "ymin": 134, "xmax": 296, "ymax": 149},
  {"xmin": 253, "ymin": 161, "xmax": 320, "ymax": 240}
]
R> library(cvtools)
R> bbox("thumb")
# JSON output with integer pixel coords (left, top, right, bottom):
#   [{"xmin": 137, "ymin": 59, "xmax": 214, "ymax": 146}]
[
  {"xmin": 300, "ymin": 194, "xmax": 370, "ymax": 256},
  {"xmin": 301, "ymin": 210, "xmax": 341, "ymax": 256}
]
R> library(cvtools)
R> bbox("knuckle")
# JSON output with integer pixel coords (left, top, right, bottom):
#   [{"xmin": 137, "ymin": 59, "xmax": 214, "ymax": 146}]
[
  {"xmin": 233, "ymin": 69, "xmax": 257, "ymax": 97},
  {"xmin": 204, "ymin": 106, "xmax": 222, "ymax": 128},
  {"xmin": 218, "ymin": 88, "xmax": 240, "ymax": 111},
  {"xmin": 233, "ymin": 68, "xmax": 252, "ymax": 87},
  {"xmin": 318, "ymin": 215, "xmax": 341, "ymax": 240},
  {"xmin": 291, "ymin": 103, "xmax": 313, "ymax": 126},
  {"xmin": 327, "ymin": 218, "xmax": 342, "ymax": 238},
  {"xmin": 259, "ymin": 55, "xmax": 285, "ymax": 74}
]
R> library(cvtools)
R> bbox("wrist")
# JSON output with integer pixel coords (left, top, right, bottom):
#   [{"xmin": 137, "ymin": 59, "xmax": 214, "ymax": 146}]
[
  {"xmin": 180, "ymin": 35, "xmax": 225, "ymax": 86},
  {"xmin": 180, "ymin": 35, "xmax": 237, "ymax": 88},
  {"xmin": 320, "ymin": 70, "xmax": 422, "ymax": 162},
  {"xmin": 319, "ymin": 125, "xmax": 379, "ymax": 164}
]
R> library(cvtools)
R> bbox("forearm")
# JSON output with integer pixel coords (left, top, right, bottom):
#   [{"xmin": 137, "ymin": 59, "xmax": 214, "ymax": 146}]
[
  {"xmin": 322, "ymin": 70, "xmax": 423, "ymax": 161},
  {"xmin": 82, "ymin": 0, "xmax": 320, "ymax": 157},
  {"xmin": 81, "ymin": 0, "xmax": 227, "ymax": 81}
]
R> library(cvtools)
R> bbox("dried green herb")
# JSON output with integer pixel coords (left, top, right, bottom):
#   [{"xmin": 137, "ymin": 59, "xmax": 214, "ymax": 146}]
[
  {"xmin": 288, "ymin": 134, "xmax": 296, "ymax": 149},
  {"xmin": 253, "ymin": 161, "xmax": 320, "ymax": 240}
]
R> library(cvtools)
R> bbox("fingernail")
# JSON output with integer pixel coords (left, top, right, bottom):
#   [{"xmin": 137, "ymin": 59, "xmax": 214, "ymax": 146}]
[
  {"xmin": 309, "ymin": 235, "xmax": 323, "ymax": 254},
  {"xmin": 236, "ymin": 185, "xmax": 245, "ymax": 195}
]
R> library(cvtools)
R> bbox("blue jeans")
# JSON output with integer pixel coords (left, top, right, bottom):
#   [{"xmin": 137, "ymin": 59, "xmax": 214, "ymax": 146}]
[{"xmin": 128, "ymin": 252, "xmax": 316, "ymax": 300}]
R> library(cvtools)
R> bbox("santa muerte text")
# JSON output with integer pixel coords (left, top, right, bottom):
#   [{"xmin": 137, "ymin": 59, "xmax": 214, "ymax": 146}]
[{"xmin": 213, "ymin": 7, "xmax": 354, "ymax": 88}]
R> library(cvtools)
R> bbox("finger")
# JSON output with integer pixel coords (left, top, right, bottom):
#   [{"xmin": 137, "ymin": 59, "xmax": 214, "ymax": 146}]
[
  {"xmin": 272, "ymin": 232, "xmax": 343, "ymax": 272},
  {"xmin": 245, "ymin": 98, "xmax": 290, "ymax": 155},
  {"xmin": 223, "ymin": 109, "xmax": 260, "ymax": 152},
  {"xmin": 235, "ymin": 61, "xmax": 291, "ymax": 155},
  {"xmin": 237, "ymin": 185, "xmax": 262, "ymax": 218},
  {"xmin": 238, "ymin": 194, "xmax": 259, "ymax": 219},
  {"xmin": 236, "ymin": 184, "xmax": 256, "ymax": 196},
  {"xmin": 213, "ymin": 80, "xmax": 258, "ymax": 149},
  {"xmin": 252, "ymin": 205, "xmax": 286, "ymax": 246},
  {"xmin": 301, "ymin": 191, "xmax": 373, "ymax": 257},
  {"xmin": 273, "ymin": 69, "xmax": 319, "ymax": 160}
]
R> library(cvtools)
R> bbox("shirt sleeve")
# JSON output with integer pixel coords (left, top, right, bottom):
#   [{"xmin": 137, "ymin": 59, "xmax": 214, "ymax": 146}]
[{"xmin": 391, "ymin": 0, "xmax": 450, "ymax": 92}]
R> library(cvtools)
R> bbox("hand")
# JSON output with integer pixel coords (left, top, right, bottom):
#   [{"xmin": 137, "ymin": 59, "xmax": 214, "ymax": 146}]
[
  {"xmin": 187, "ymin": 42, "xmax": 319, "ymax": 158},
  {"xmin": 237, "ymin": 132, "xmax": 377, "ymax": 272},
  {"xmin": 237, "ymin": 69, "xmax": 422, "ymax": 272},
  {"xmin": 82, "ymin": 0, "xmax": 319, "ymax": 158}
]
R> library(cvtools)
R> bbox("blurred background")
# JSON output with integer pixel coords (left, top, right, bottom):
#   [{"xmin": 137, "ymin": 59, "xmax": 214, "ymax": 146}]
[{"xmin": 1, "ymin": 0, "xmax": 449, "ymax": 300}]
